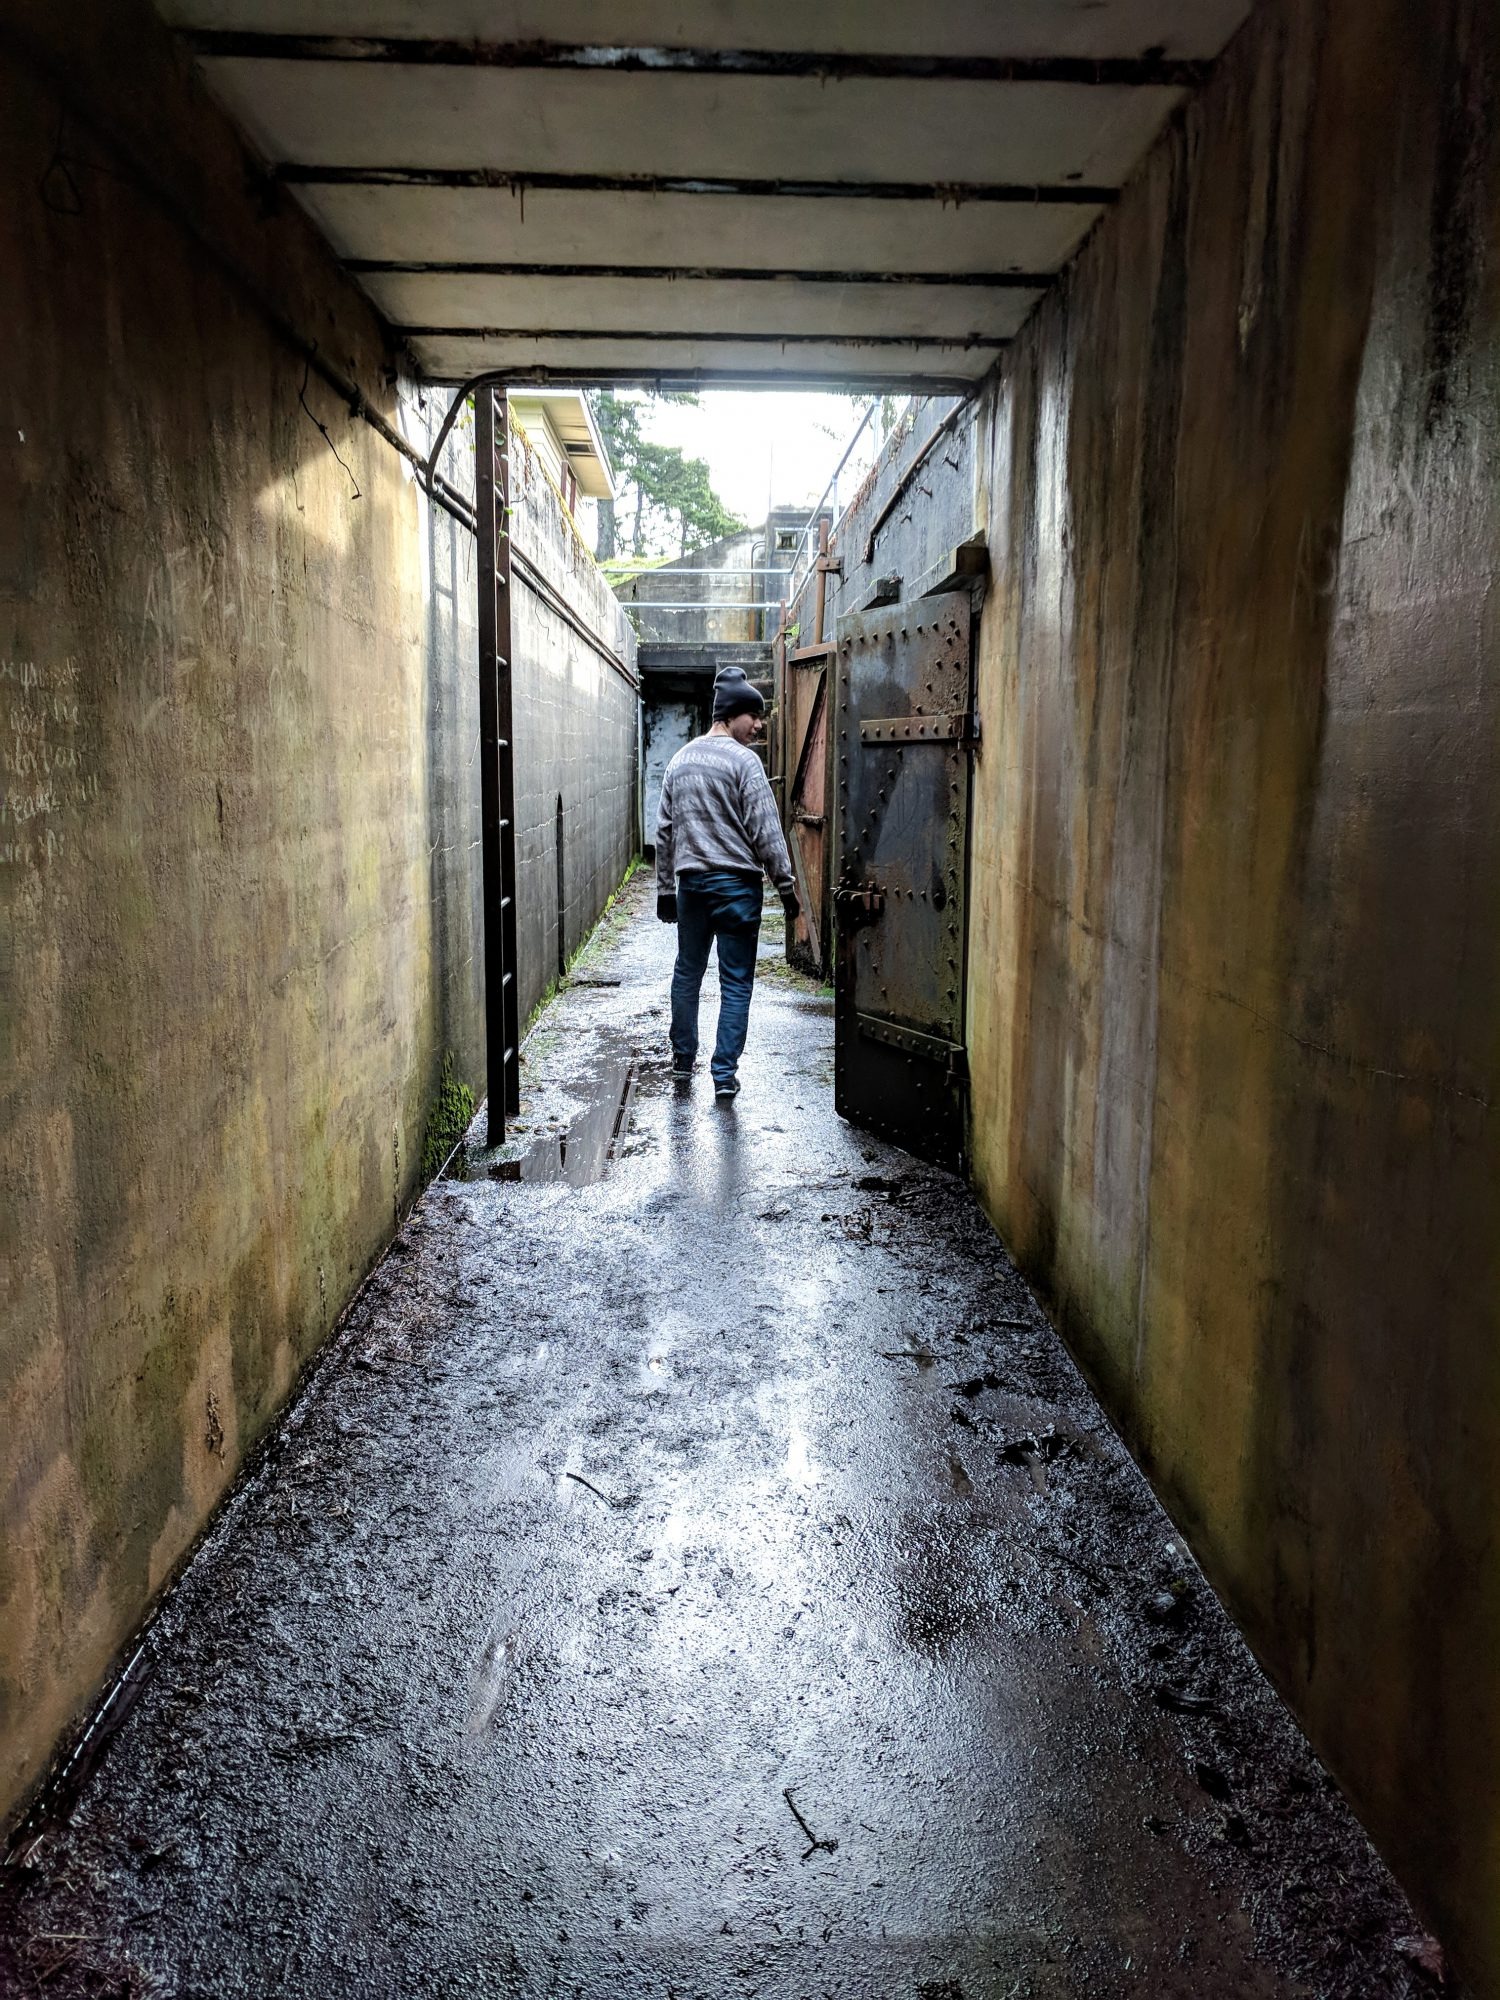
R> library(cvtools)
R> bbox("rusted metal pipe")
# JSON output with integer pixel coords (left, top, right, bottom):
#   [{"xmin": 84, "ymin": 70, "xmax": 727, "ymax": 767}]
[{"xmin": 813, "ymin": 519, "xmax": 830, "ymax": 645}]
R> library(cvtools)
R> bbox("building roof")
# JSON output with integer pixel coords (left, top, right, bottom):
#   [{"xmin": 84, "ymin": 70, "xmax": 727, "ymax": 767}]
[{"xmin": 510, "ymin": 388, "xmax": 616, "ymax": 499}]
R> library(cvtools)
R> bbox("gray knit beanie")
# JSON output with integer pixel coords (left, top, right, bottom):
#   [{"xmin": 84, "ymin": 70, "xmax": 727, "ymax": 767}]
[{"xmin": 712, "ymin": 666, "xmax": 766, "ymax": 722}]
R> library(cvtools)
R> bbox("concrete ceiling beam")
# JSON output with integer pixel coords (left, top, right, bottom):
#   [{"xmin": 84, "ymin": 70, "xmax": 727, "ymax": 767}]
[
  {"xmin": 157, "ymin": 0, "xmax": 1249, "ymax": 65},
  {"xmin": 408, "ymin": 340, "xmax": 989, "ymax": 389},
  {"xmin": 346, "ymin": 262, "xmax": 1057, "ymax": 287},
  {"xmin": 155, "ymin": 0, "xmax": 1252, "ymax": 388},
  {"xmin": 202, "ymin": 63, "xmax": 1174, "ymax": 188},
  {"xmin": 358, "ymin": 272, "xmax": 1046, "ymax": 341},
  {"xmin": 180, "ymin": 34, "xmax": 1214, "ymax": 88},
  {"xmin": 294, "ymin": 185, "xmax": 1103, "ymax": 276}
]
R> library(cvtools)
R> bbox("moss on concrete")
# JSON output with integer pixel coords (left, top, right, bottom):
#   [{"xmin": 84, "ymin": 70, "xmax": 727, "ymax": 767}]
[{"xmin": 420, "ymin": 1055, "xmax": 477, "ymax": 1184}]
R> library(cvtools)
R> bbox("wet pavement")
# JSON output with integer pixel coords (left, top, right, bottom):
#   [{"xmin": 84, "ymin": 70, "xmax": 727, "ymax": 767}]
[{"xmin": 1, "ymin": 873, "xmax": 1441, "ymax": 1998}]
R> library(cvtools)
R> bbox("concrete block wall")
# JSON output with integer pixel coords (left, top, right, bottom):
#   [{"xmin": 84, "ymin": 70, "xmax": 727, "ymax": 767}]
[
  {"xmin": 616, "ymin": 526, "xmax": 764, "ymax": 648},
  {"xmin": 402, "ymin": 392, "xmax": 487, "ymax": 1104},
  {"xmin": 508, "ymin": 434, "xmax": 639, "ymax": 1019}
]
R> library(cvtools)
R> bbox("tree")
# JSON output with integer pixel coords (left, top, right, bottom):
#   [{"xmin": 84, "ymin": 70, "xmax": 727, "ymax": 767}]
[{"xmin": 589, "ymin": 390, "xmax": 745, "ymax": 560}]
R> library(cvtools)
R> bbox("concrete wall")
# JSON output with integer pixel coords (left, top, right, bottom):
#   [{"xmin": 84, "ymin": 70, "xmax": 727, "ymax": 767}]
[
  {"xmin": 818, "ymin": 400, "xmax": 977, "ymax": 632},
  {"xmin": 618, "ymin": 512, "xmax": 823, "ymax": 650},
  {"xmin": 0, "ymin": 2, "xmax": 637, "ymax": 1828},
  {"xmin": 0, "ymin": 5, "xmax": 446, "ymax": 1821},
  {"xmin": 953, "ymin": 0, "xmax": 1500, "ymax": 1984},
  {"xmin": 508, "ymin": 432, "xmax": 639, "ymax": 1015},
  {"xmin": 617, "ymin": 526, "xmax": 764, "ymax": 648},
  {"xmin": 401, "ymin": 394, "xmax": 487, "ymax": 1102}
]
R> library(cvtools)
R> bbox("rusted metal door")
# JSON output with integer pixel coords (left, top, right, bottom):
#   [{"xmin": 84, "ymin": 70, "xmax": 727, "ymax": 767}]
[
  {"xmin": 832, "ymin": 596, "xmax": 974, "ymax": 1167},
  {"xmin": 783, "ymin": 639, "xmax": 834, "ymax": 974}
]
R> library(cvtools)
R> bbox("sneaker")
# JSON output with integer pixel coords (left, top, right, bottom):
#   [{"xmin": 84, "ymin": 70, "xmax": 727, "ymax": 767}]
[
  {"xmin": 713, "ymin": 1076, "xmax": 740, "ymax": 1101},
  {"xmin": 670, "ymin": 1053, "xmax": 695, "ymax": 1077}
]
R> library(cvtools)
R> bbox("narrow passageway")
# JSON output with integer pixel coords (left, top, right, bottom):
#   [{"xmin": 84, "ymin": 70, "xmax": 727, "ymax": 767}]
[{"xmin": 2, "ymin": 877, "xmax": 1425, "ymax": 1999}]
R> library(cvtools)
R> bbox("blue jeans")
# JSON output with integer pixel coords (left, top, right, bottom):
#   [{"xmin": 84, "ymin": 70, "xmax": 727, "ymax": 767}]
[{"xmin": 670, "ymin": 870, "xmax": 763, "ymax": 1086}]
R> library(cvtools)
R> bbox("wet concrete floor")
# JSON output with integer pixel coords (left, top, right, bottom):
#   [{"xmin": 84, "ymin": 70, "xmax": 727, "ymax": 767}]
[{"xmin": 2, "ymin": 875, "xmax": 1442, "ymax": 1998}]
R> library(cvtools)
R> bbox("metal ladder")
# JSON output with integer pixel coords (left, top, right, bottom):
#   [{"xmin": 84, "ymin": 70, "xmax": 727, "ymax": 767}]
[{"xmin": 474, "ymin": 385, "xmax": 521, "ymax": 1144}]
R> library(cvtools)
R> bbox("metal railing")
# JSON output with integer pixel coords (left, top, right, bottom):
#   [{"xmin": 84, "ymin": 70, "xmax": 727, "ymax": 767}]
[
  {"xmin": 778, "ymin": 397, "xmax": 883, "ymax": 609},
  {"xmin": 619, "ymin": 600, "xmax": 786, "ymax": 613},
  {"xmin": 605, "ymin": 565, "xmax": 795, "ymax": 580}
]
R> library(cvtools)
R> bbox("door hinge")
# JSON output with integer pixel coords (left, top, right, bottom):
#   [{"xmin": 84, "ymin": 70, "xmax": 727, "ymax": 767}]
[
  {"xmin": 833, "ymin": 885, "xmax": 885, "ymax": 928},
  {"xmin": 860, "ymin": 712, "xmax": 977, "ymax": 745},
  {"xmin": 856, "ymin": 1013, "xmax": 968, "ymax": 1078}
]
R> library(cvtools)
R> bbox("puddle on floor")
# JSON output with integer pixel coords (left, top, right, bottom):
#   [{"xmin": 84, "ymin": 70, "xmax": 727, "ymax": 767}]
[
  {"xmin": 490, "ymin": 1056, "xmax": 639, "ymax": 1186},
  {"xmin": 467, "ymin": 1624, "xmax": 516, "ymax": 1735},
  {"xmin": 945, "ymin": 1452, "xmax": 974, "ymax": 1496}
]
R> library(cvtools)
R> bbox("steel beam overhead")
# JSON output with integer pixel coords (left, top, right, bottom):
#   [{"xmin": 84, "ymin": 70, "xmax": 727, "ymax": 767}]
[
  {"xmin": 276, "ymin": 166, "xmax": 1121, "ymax": 204},
  {"xmin": 398, "ymin": 326, "xmax": 1011, "ymax": 349},
  {"xmin": 161, "ymin": 0, "xmax": 1252, "ymax": 388},
  {"xmin": 425, "ymin": 367, "xmax": 981, "ymax": 392},
  {"xmin": 347, "ymin": 261, "xmax": 1057, "ymax": 288},
  {"xmin": 181, "ymin": 34, "xmax": 1213, "ymax": 88}
]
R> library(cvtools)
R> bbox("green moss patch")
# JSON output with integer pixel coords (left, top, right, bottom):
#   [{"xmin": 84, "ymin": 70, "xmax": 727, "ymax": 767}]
[{"xmin": 420, "ymin": 1053, "xmax": 476, "ymax": 1183}]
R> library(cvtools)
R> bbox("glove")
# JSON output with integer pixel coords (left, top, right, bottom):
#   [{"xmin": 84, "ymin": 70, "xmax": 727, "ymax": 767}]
[
  {"xmin": 657, "ymin": 892, "xmax": 678, "ymax": 924},
  {"xmin": 780, "ymin": 889, "xmax": 801, "ymax": 925}
]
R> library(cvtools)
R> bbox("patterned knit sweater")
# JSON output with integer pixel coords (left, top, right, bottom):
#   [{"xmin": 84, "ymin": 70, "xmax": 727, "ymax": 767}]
[{"xmin": 655, "ymin": 734, "xmax": 795, "ymax": 897}]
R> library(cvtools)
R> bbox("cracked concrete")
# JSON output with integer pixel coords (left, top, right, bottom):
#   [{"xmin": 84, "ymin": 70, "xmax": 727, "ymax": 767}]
[{"xmin": 0, "ymin": 874, "xmax": 1436, "ymax": 1998}]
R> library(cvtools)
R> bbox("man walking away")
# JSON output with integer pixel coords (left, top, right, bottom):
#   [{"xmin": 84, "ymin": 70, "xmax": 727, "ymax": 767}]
[{"xmin": 655, "ymin": 666, "xmax": 800, "ymax": 1100}]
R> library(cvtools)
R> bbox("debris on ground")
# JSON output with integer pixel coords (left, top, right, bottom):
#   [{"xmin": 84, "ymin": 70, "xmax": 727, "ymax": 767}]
[
  {"xmin": 951, "ymin": 1370, "xmax": 1002, "ymax": 1399},
  {"xmin": 0, "ymin": 873, "xmax": 1439, "ymax": 2000},
  {"xmin": 1154, "ymin": 1682, "xmax": 1222, "ymax": 1716},
  {"xmin": 782, "ymin": 1788, "xmax": 839, "ymax": 1862},
  {"xmin": 1142, "ymin": 1581, "xmax": 1193, "ymax": 1626}
]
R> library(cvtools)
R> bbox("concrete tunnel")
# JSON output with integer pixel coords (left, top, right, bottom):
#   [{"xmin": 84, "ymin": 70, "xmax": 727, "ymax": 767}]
[{"xmin": 2, "ymin": 0, "xmax": 1498, "ymax": 1993}]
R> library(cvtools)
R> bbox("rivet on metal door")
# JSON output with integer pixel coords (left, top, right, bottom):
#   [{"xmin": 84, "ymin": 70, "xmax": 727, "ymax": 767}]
[{"xmin": 831, "ymin": 594, "xmax": 976, "ymax": 1168}]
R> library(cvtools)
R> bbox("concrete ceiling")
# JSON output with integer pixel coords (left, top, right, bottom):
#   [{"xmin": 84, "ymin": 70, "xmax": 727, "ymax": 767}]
[{"xmin": 156, "ymin": 0, "xmax": 1252, "ymax": 389}]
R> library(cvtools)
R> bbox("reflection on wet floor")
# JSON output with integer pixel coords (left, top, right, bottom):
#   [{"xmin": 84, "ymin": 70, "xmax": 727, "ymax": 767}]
[
  {"xmin": 0, "ymin": 872, "xmax": 1433, "ymax": 2000},
  {"xmin": 489, "ymin": 1052, "xmax": 640, "ymax": 1185}
]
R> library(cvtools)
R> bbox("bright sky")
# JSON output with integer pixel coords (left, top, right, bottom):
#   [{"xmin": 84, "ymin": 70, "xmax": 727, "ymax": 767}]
[{"xmin": 628, "ymin": 390, "xmax": 887, "ymax": 526}]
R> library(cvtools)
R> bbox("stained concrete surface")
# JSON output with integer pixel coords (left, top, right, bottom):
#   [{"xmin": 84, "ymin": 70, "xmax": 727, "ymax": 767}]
[
  {"xmin": 795, "ymin": 3, "xmax": 1500, "ymax": 1982},
  {"xmin": 0, "ymin": 876, "xmax": 1439, "ymax": 1999},
  {"xmin": 2, "ymin": 0, "xmax": 641, "ymax": 1819},
  {"xmin": 2, "ymin": 0, "xmax": 446, "ymax": 1827}
]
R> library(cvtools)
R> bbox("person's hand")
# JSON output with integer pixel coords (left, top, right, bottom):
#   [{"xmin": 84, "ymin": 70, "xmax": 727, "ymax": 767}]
[
  {"xmin": 780, "ymin": 889, "xmax": 801, "ymax": 925},
  {"xmin": 657, "ymin": 892, "xmax": 678, "ymax": 924}
]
